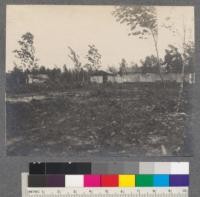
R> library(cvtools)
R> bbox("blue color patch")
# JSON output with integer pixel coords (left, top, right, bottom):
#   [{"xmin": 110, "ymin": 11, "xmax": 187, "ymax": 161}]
[
  {"xmin": 169, "ymin": 175, "xmax": 189, "ymax": 187},
  {"xmin": 153, "ymin": 175, "xmax": 169, "ymax": 187}
]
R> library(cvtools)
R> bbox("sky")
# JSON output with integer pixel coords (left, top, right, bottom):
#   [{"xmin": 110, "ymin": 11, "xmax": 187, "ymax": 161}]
[{"xmin": 6, "ymin": 5, "xmax": 194, "ymax": 72}]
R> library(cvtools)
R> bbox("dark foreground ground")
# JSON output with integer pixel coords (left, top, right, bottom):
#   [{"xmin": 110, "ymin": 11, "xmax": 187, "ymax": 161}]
[{"xmin": 6, "ymin": 83, "xmax": 192, "ymax": 156}]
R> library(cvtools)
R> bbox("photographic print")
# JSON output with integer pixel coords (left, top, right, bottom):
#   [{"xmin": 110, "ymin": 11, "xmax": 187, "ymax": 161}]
[{"xmin": 6, "ymin": 5, "xmax": 195, "ymax": 156}]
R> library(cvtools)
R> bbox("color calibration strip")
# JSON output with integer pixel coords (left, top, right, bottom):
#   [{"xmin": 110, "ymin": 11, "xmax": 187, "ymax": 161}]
[
  {"xmin": 23, "ymin": 163, "xmax": 189, "ymax": 196},
  {"xmin": 23, "ymin": 173, "xmax": 189, "ymax": 197},
  {"xmin": 28, "ymin": 162, "xmax": 189, "ymax": 187},
  {"xmin": 29, "ymin": 162, "xmax": 189, "ymax": 175},
  {"xmin": 28, "ymin": 174, "xmax": 189, "ymax": 187}
]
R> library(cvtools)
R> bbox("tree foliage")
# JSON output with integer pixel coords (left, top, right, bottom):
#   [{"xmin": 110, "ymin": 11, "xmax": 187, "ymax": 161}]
[
  {"xmin": 13, "ymin": 32, "xmax": 38, "ymax": 70},
  {"xmin": 108, "ymin": 66, "xmax": 118, "ymax": 75},
  {"xmin": 140, "ymin": 55, "xmax": 160, "ymax": 73},
  {"xmin": 68, "ymin": 47, "xmax": 82, "ymax": 71},
  {"xmin": 85, "ymin": 44, "xmax": 101, "ymax": 71},
  {"xmin": 112, "ymin": 6, "xmax": 164, "ymax": 82},
  {"xmin": 119, "ymin": 58, "xmax": 128, "ymax": 76},
  {"xmin": 183, "ymin": 41, "xmax": 195, "ymax": 73},
  {"xmin": 112, "ymin": 6, "xmax": 158, "ymax": 39},
  {"xmin": 165, "ymin": 43, "xmax": 194, "ymax": 73}
]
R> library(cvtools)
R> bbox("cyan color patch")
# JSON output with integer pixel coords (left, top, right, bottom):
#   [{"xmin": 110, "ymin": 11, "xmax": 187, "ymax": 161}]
[{"xmin": 153, "ymin": 175, "xmax": 169, "ymax": 187}]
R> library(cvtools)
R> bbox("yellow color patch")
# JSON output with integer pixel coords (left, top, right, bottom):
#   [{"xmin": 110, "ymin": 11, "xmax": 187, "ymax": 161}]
[{"xmin": 119, "ymin": 175, "xmax": 135, "ymax": 187}]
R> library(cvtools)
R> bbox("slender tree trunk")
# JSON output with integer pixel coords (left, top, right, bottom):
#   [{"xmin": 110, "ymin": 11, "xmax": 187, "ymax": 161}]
[
  {"xmin": 176, "ymin": 17, "xmax": 186, "ymax": 112},
  {"xmin": 180, "ymin": 18, "xmax": 186, "ymax": 90},
  {"xmin": 77, "ymin": 69, "xmax": 80, "ymax": 83},
  {"xmin": 151, "ymin": 31, "xmax": 165, "ymax": 86},
  {"xmin": 82, "ymin": 70, "xmax": 85, "ymax": 84},
  {"xmin": 180, "ymin": 59, "xmax": 185, "ymax": 89}
]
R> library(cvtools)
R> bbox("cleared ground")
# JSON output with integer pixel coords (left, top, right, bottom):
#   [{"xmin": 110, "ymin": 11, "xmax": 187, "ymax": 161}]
[{"xmin": 6, "ymin": 83, "xmax": 191, "ymax": 156}]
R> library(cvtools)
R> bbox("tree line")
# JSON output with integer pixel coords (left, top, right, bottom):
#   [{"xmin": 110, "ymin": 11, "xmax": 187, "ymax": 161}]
[
  {"xmin": 7, "ymin": 30, "xmax": 194, "ymax": 84},
  {"xmin": 7, "ymin": 6, "xmax": 194, "ymax": 90}
]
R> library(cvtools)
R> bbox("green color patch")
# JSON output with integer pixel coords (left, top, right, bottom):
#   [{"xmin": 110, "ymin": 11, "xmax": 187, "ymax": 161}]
[{"xmin": 136, "ymin": 175, "xmax": 154, "ymax": 187}]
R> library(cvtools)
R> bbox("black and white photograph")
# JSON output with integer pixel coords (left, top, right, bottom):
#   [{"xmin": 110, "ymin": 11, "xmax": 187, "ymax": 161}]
[{"xmin": 6, "ymin": 5, "xmax": 195, "ymax": 156}]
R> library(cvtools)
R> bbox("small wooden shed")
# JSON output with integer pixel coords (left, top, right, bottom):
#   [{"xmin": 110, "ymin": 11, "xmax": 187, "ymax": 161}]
[{"xmin": 90, "ymin": 70, "xmax": 113, "ymax": 84}]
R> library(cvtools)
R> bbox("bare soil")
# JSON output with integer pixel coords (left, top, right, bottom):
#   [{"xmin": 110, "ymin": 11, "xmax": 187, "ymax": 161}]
[{"xmin": 6, "ymin": 83, "xmax": 192, "ymax": 157}]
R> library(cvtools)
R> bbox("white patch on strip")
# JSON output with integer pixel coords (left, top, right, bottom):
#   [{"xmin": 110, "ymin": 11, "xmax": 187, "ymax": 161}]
[
  {"xmin": 154, "ymin": 162, "xmax": 171, "ymax": 174},
  {"xmin": 170, "ymin": 162, "xmax": 189, "ymax": 174},
  {"xmin": 65, "ymin": 175, "xmax": 84, "ymax": 187}
]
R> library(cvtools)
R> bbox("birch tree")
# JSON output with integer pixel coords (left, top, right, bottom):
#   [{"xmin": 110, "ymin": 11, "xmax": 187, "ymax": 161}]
[
  {"xmin": 112, "ymin": 6, "xmax": 164, "ymax": 83},
  {"xmin": 13, "ymin": 32, "xmax": 38, "ymax": 71}
]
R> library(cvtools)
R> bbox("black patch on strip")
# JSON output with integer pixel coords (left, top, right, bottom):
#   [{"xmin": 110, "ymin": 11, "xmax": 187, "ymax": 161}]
[
  {"xmin": 29, "ymin": 163, "xmax": 46, "ymax": 174},
  {"xmin": 45, "ymin": 162, "xmax": 92, "ymax": 174},
  {"xmin": 45, "ymin": 162, "xmax": 66, "ymax": 174},
  {"xmin": 65, "ymin": 162, "xmax": 91, "ymax": 174}
]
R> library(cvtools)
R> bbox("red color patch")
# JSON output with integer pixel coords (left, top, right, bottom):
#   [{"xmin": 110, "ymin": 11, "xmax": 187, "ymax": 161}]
[{"xmin": 101, "ymin": 175, "xmax": 118, "ymax": 187}]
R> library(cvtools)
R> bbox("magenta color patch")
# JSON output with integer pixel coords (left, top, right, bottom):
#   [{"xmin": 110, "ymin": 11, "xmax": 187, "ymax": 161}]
[{"xmin": 84, "ymin": 175, "xmax": 101, "ymax": 187}]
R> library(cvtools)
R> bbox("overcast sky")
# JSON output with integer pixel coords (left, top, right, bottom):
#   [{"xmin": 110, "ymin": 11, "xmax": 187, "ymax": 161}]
[{"xmin": 6, "ymin": 5, "xmax": 194, "ymax": 72}]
